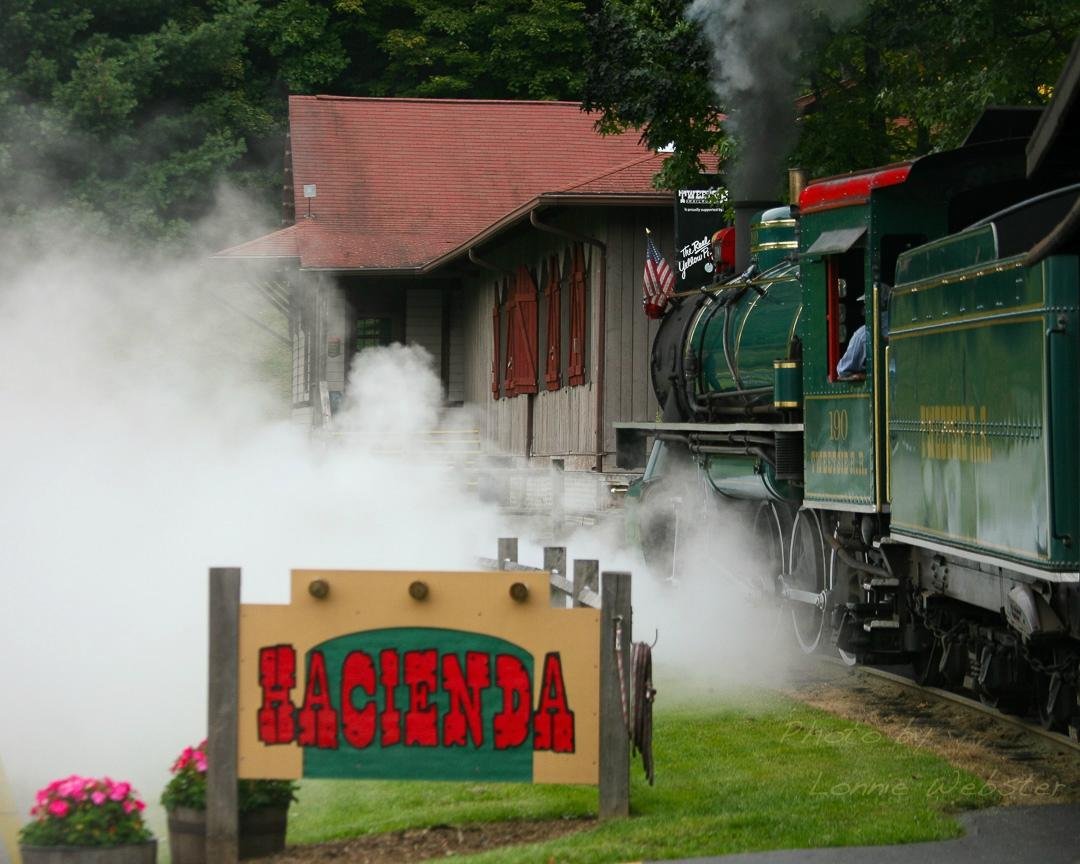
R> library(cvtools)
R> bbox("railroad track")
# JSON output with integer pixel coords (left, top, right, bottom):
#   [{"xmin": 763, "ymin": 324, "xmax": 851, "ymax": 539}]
[{"xmin": 814, "ymin": 654, "xmax": 1080, "ymax": 756}]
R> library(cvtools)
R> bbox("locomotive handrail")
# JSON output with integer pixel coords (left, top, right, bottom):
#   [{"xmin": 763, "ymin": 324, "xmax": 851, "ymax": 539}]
[{"xmin": 1046, "ymin": 317, "xmax": 1073, "ymax": 549}]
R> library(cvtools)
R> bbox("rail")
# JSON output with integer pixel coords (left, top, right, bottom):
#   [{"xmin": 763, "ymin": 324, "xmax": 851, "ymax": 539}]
[{"xmin": 816, "ymin": 655, "xmax": 1080, "ymax": 754}]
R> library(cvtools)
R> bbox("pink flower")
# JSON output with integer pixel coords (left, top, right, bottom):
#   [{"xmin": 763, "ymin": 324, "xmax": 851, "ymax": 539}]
[
  {"xmin": 194, "ymin": 756, "xmax": 208, "ymax": 773},
  {"xmin": 91, "ymin": 791, "xmax": 107, "ymax": 806},
  {"xmin": 135, "ymin": 800, "xmax": 146, "ymax": 812},
  {"xmin": 108, "ymin": 782, "xmax": 131, "ymax": 802},
  {"xmin": 123, "ymin": 800, "xmax": 135, "ymax": 814},
  {"xmin": 47, "ymin": 799, "xmax": 69, "ymax": 818}
]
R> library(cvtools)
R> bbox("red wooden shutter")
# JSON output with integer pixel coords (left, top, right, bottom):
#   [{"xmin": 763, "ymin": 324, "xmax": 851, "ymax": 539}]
[
  {"xmin": 568, "ymin": 243, "xmax": 587, "ymax": 386},
  {"xmin": 491, "ymin": 285, "xmax": 501, "ymax": 399},
  {"xmin": 544, "ymin": 255, "xmax": 561, "ymax": 391},
  {"xmin": 505, "ymin": 265, "xmax": 538, "ymax": 397}
]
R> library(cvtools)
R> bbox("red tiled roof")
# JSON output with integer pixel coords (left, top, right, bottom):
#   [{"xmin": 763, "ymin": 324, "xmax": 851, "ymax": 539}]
[
  {"xmin": 215, "ymin": 97, "xmax": 673, "ymax": 271},
  {"xmin": 214, "ymin": 224, "xmax": 300, "ymax": 260}
]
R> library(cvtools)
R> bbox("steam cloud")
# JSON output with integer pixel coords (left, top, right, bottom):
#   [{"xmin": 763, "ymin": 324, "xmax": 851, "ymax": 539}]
[
  {"xmin": 687, "ymin": 0, "xmax": 866, "ymax": 198},
  {"xmin": 0, "ymin": 207, "xmax": 502, "ymax": 831},
  {"xmin": 0, "ymin": 192, "xmax": 790, "ymax": 843}
]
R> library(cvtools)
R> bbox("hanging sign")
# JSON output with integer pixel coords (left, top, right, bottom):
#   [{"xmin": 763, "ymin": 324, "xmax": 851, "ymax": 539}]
[
  {"xmin": 675, "ymin": 189, "xmax": 729, "ymax": 290},
  {"xmin": 238, "ymin": 570, "xmax": 601, "ymax": 785}
]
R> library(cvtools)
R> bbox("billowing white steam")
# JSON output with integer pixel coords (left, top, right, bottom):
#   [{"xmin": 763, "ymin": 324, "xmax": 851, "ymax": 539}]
[
  {"xmin": 0, "ymin": 214, "xmax": 499, "ymax": 829},
  {"xmin": 0, "ymin": 198, "xmax": 790, "ymax": 842},
  {"xmin": 687, "ymin": 0, "xmax": 866, "ymax": 197}
]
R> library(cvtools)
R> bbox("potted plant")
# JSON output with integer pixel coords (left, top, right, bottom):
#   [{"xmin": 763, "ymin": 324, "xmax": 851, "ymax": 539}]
[
  {"xmin": 19, "ymin": 776, "xmax": 155, "ymax": 864},
  {"xmin": 161, "ymin": 741, "xmax": 297, "ymax": 864}
]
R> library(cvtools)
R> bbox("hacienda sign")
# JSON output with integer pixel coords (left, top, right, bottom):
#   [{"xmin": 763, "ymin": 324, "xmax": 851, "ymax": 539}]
[{"xmin": 236, "ymin": 569, "xmax": 603, "ymax": 786}]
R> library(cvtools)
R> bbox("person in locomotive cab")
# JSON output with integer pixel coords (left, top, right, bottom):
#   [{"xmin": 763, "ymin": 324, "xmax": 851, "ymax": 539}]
[
  {"xmin": 836, "ymin": 323, "xmax": 868, "ymax": 378},
  {"xmin": 835, "ymin": 285, "xmax": 890, "ymax": 379}
]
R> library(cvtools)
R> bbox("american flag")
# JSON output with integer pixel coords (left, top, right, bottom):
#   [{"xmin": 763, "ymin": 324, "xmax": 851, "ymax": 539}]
[{"xmin": 643, "ymin": 231, "xmax": 675, "ymax": 314}]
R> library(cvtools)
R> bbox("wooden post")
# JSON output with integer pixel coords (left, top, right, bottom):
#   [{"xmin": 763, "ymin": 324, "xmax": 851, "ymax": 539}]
[
  {"xmin": 599, "ymin": 570, "xmax": 631, "ymax": 819},
  {"xmin": 550, "ymin": 458, "xmax": 565, "ymax": 538},
  {"xmin": 544, "ymin": 546, "xmax": 567, "ymax": 607},
  {"xmin": 573, "ymin": 559, "xmax": 599, "ymax": 608},
  {"xmin": 497, "ymin": 537, "xmax": 518, "ymax": 568},
  {"xmin": 207, "ymin": 568, "xmax": 241, "ymax": 864}
]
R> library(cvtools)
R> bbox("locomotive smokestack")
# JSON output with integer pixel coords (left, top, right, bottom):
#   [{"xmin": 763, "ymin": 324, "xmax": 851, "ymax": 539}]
[{"xmin": 732, "ymin": 200, "xmax": 778, "ymax": 273}]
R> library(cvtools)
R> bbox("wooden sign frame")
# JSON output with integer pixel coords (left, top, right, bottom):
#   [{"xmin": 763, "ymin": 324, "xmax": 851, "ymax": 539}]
[{"xmin": 206, "ymin": 563, "xmax": 631, "ymax": 864}]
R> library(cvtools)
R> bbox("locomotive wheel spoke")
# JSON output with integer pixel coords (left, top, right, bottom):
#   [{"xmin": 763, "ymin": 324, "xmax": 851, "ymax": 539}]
[
  {"xmin": 788, "ymin": 509, "xmax": 827, "ymax": 654},
  {"xmin": 750, "ymin": 501, "xmax": 788, "ymax": 596}
]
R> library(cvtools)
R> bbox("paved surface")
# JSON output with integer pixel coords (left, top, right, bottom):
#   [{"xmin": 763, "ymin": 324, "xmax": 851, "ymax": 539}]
[{"xmin": 656, "ymin": 804, "xmax": 1080, "ymax": 864}]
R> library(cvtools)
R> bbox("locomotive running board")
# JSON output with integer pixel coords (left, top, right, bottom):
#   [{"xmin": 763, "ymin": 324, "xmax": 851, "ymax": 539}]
[
  {"xmin": 614, "ymin": 421, "xmax": 803, "ymax": 470},
  {"xmin": 885, "ymin": 532, "xmax": 1080, "ymax": 584}
]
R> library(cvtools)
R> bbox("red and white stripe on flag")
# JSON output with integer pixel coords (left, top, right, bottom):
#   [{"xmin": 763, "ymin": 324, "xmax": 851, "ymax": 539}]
[{"xmin": 643, "ymin": 233, "xmax": 675, "ymax": 319}]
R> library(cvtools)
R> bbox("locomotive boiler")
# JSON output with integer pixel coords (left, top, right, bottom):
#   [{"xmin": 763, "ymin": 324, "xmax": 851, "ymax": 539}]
[{"xmin": 619, "ymin": 94, "xmax": 1080, "ymax": 731}]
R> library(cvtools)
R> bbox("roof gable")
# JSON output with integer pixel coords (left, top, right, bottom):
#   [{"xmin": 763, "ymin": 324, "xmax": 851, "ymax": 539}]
[{"xmin": 217, "ymin": 97, "xmax": 672, "ymax": 271}]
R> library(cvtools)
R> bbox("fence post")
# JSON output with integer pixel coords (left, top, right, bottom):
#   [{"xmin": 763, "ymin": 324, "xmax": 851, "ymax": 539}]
[
  {"xmin": 599, "ymin": 570, "xmax": 631, "ymax": 819},
  {"xmin": 207, "ymin": 567, "xmax": 241, "ymax": 864},
  {"xmin": 573, "ymin": 559, "xmax": 599, "ymax": 608},
  {"xmin": 543, "ymin": 546, "xmax": 567, "ymax": 607},
  {"xmin": 497, "ymin": 537, "xmax": 518, "ymax": 568},
  {"xmin": 551, "ymin": 458, "xmax": 565, "ymax": 537}
]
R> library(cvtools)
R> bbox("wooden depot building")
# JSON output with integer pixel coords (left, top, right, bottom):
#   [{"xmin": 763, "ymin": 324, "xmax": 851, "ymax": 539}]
[{"xmin": 215, "ymin": 96, "xmax": 680, "ymax": 515}]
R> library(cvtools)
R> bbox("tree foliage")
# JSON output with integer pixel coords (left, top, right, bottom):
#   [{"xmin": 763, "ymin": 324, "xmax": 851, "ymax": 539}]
[
  {"xmin": 0, "ymin": 0, "xmax": 589, "ymax": 244},
  {"xmin": 583, "ymin": 0, "xmax": 1080, "ymax": 190},
  {"xmin": 582, "ymin": 0, "xmax": 729, "ymax": 189}
]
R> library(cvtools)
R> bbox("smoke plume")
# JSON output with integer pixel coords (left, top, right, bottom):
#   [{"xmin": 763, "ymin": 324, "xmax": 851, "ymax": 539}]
[{"xmin": 687, "ymin": 0, "xmax": 865, "ymax": 198}]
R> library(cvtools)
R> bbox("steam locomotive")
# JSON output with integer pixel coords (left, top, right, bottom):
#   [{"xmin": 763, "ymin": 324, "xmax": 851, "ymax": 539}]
[{"xmin": 618, "ymin": 92, "xmax": 1080, "ymax": 730}]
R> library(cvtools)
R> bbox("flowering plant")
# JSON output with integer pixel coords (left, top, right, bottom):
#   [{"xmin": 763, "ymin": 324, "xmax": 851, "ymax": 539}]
[
  {"xmin": 161, "ymin": 741, "xmax": 297, "ymax": 813},
  {"xmin": 19, "ymin": 776, "xmax": 152, "ymax": 847}
]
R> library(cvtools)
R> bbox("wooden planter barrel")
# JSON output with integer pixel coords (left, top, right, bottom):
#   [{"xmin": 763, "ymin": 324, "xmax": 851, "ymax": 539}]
[
  {"xmin": 167, "ymin": 806, "xmax": 288, "ymax": 863},
  {"xmin": 20, "ymin": 840, "xmax": 157, "ymax": 864}
]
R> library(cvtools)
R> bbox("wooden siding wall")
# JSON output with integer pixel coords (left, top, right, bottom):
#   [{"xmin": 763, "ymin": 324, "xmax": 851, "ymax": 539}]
[
  {"xmin": 405, "ymin": 288, "xmax": 443, "ymax": 370},
  {"xmin": 447, "ymin": 288, "xmax": 465, "ymax": 403},
  {"xmin": 461, "ymin": 206, "xmax": 673, "ymax": 470}
]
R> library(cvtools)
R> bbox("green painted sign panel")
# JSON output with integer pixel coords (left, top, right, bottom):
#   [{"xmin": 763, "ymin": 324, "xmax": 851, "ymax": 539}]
[
  {"xmin": 804, "ymin": 393, "xmax": 875, "ymax": 506},
  {"xmin": 300, "ymin": 628, "xmax": 537, "ymax": 782}
]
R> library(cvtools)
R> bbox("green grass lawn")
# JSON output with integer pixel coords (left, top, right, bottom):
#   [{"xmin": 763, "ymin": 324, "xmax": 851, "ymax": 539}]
[{"xmin": 287, "ymin": 691, "xmax": 995, "ymax": 863}]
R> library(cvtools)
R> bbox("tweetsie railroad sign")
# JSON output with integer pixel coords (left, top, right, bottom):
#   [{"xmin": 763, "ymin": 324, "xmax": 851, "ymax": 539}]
[{"xmin": 236, "ymin": 570, "xmax": 603, "ymax": 786}]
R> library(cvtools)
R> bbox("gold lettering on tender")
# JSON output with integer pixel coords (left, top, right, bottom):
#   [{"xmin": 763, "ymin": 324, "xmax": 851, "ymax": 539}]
[
  {"xmin": 914, "ymin": 403, "xmax": 992, "ymax": 464},
  {"xmin": 809, "ymin": 448, "xmax": 869, "ymax": 476}
]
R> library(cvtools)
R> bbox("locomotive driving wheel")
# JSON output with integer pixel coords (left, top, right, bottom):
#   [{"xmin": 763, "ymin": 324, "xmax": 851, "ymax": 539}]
[
  {"xmin": 788, "ymin": 509, "xmax": 828, "ymax": 654},
  {"xmin": 750, "ymin": 501, "xmax": 790, "ymax": 596}
]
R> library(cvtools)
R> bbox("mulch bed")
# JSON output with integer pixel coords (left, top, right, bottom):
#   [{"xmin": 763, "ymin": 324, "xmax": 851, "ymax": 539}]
[{"xmin": 260, "ymin": 818, "xmax": 596, "ymax": 863}]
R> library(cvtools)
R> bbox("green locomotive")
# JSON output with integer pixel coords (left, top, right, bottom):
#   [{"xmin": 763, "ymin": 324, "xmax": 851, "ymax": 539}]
[{"xmin": 619, "ymin": 103, "xmax": 1080, "ymax": 731}]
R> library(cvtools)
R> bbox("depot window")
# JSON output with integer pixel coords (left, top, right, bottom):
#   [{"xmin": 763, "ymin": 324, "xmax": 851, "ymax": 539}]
[{"xmin": 355, "ymin": 317, "xmax": 393, "ymax": 352}]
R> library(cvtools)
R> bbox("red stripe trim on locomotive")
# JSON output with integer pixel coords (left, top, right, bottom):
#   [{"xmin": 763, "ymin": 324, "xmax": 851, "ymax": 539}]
[{"xmin": 799, "ymin": 163, "xmax": 913, "ymax": 214}]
